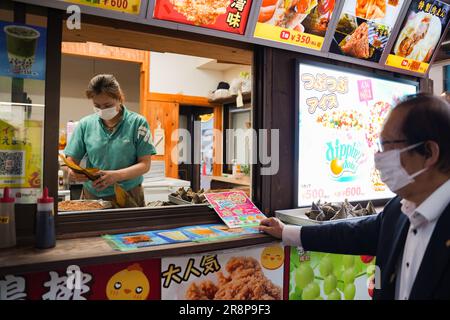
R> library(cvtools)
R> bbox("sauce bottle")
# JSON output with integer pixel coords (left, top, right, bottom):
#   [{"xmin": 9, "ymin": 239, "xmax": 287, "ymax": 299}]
[
  {"xmin": 0, "ymin": 187, "xmax": 16, "ymax": 249},
  {"xmin": 35, "ymin": 187, "xmax": 55, "ymax": 249}
]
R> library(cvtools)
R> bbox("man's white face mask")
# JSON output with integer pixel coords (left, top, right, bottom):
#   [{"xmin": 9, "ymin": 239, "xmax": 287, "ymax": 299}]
[
  {"xmin": 374, "ymin": 142, "xmax": 427, "ymax": 192},
  {"xmin": 93, "ymin": 105, "xmax": 119, "ymax": 121}
]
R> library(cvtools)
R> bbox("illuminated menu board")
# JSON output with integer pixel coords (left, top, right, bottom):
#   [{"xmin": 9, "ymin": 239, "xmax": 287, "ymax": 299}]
[
  {"xmin": 153, "ymin": 0, "xmax": 252, "ymax": 34},
  {"xmin": 297, "ymin": 62, "xmax": 417, "ymax": 207},
  {"xmin": 253, "ymin": 0, "xmax": 337, "ymax": 51},
  {"xmin": 330, "ymin": 0, "xmax": 405, "ymax": 62},
  {"xmin": 385, "ymin": 0, "xmax": 450, "ymax": 73},
  {"xmin": 64, "ymin": 0, "xmax": 143, "ymax": 15}
]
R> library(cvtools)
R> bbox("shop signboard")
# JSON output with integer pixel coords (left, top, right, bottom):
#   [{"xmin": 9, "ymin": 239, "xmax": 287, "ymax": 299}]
[
  {"xmin": 0, "ymin": 21, "xmax": 46, "ymax": 80},
  {"xmin": 385, "ymin": 0, "xmax": 450, "ymax": 73},
  {"xmin": 253, "ymin": 0, "xmax": 337, "ymax": 51},
  {"xmin": 153, "ymin": 0, "xmax": 253, "ymax": 34},
  {"xmin": 161, "ymin": 243, "xmax": 285, "ymax": 300},
  {"xmin": 296, "ymin": 62, "xmax": 417, "ymax": 207},
  {"xmin": 329, "ymin": 0, "xmax": 406, "ymax": 62},
  {"xmin": 63, "ymin": 0, "xmax": 143, "ymax": 15},
  {"xmin": 0, "ymin": 259, "xmax": 161, "ymax": 300},
  {"xmin": 288, "ymin": 247, "xmax": 376, "ymax": 300}
]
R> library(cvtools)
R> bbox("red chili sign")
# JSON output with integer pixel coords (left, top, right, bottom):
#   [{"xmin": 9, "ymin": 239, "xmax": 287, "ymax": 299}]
[{"xmin": 153, "ymin": 0, "xmax": 252, "ymax": 34}]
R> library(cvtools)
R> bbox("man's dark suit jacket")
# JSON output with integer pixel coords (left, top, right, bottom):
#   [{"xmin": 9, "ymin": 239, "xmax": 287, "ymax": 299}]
[{"xmin": 301, "ymin": 197, "xmax": 450, "ymax": 299}]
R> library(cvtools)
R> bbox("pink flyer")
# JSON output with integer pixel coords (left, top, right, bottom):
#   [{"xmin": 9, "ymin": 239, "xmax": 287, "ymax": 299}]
[{"xmin": 204, "ymin": 191, "xmax": 267, "ymax": 228}]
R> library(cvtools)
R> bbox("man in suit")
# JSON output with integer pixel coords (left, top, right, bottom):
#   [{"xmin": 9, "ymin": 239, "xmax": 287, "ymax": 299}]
[{"xmin": 259, "ymin": 94, "xmax": 450, "ymax": 300}]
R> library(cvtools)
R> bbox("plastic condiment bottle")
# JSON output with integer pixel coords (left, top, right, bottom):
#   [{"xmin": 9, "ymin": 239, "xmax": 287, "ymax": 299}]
[
  {"xmin": 0, "ymin": 187, "xmax": 16, "ymax": 249},
  {"xmin": 35, "ymin": 187, "xmax": 55, "ymax": 249}
]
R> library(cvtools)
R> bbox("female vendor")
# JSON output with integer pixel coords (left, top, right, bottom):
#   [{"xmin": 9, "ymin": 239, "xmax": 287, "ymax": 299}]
[{"xmin": 64, "ymin": 74, "xmax": 157, "ymax": 207}]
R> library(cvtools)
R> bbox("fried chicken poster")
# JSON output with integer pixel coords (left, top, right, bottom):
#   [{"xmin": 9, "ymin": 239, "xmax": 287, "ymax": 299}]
[
  {"xmin": 254, "ymin": 0, "xmax": 336, "ymax": 50},
  {"xmin": 153, "ymin": 0, "xmax": 252, "ymax": 34},
  {"xmin": 330, "ymin": 0, "xmax": 405, "ymax": 62},
  {"xmin": 385, "ymin": 0, "xmax": 450, "ymax": 73},
  {"xmin": 161, "ymin": 244, "xmax": 285, "ymax": 300}
]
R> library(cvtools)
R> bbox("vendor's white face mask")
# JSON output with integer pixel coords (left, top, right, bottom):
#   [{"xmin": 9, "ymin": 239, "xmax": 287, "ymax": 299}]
[
  {"xmin": 374, "ymin": 142, "xmax": 427, "ymax": 192},
  {"xmin": 93, "ymin": 106, "xmax": 119, "ymax": 120}
]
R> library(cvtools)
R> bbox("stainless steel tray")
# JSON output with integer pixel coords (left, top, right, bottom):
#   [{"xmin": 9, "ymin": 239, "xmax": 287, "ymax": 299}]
[
  {"xmin": 275, "ymin": 207, "xmax": 379, "ymax": 226},
  {"xmin": 168, "ymin": 194, "xmax": 192, "ymax": 205}
]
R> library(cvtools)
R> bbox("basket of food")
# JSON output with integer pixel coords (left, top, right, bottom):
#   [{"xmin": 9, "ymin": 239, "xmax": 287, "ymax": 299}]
[{"xmin": 58, "ymin": 200, "xmax": 113, "ymax": 212}]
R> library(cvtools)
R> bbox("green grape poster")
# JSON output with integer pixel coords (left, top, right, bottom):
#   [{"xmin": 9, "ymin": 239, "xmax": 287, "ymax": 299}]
[{"xmin": 289, "ymin": 247, "xmax": 376, "ymax": 300}]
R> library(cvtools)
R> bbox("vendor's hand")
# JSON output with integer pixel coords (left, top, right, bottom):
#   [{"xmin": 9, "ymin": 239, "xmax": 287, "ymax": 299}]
[
  {"xmin": 258, "ymin": 217, "xmax": 284, "ymax": 239},
  {"xmin": 67, "ymin": 168, "xmax": 89, "ymax": 182},
  {"xmin": 92, "ymin": 170, "xmax": 120, "ymax": 191}
]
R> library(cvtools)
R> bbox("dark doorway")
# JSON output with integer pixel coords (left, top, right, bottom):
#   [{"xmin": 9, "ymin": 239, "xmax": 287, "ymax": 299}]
[{"xmin": 178, "ymin": 105, "xmax": 214, "ymax": 191}]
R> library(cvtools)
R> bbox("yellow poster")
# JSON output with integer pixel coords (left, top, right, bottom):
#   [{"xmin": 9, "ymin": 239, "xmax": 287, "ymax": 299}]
[
  {"xmin": 64, "ymin": 0, "xmax": 142, "ymax": 15},
  {"xmin": 0, "ymin": 119, "xmax": 42, "ymax": 200}
]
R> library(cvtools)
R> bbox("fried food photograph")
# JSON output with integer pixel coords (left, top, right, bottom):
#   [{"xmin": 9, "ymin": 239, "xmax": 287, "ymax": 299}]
[
  {"xmin": 169, "ymin": 0, "xmax": 229, "ymax": 25},
  {"xmin": 185, "ymin": 257, "xmax": 282, "ymax": 300},
  {"xmin": 257, "ymin": 0, "xmax": 335, "ymax": 36},
  {"xmin": 340, "ymin": 22, "xmax": 370, "ymax": 59},
  {"xmin": 393, "ymin": 12, "xmax": 441, "ymax": 63},
  {"xmin": 355, "ymin": 0, "xmax": 386, "ymax": 20}
]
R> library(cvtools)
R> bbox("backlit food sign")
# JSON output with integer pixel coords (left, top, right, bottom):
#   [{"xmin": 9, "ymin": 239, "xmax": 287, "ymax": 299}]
[
  {"xmin": 254, "ymin": 0, "xmax": 336, "ymax": 50},
  {"xmin": 153, "ymin": 0, "xmax": 252, "ymax": 34},
  {"xmin": 64, "ymin": 0, "xmax": 142, "ymax": 15},
  {"xmin": 329, "ymin": 0, "xmax": 406, "ymax": 62},
  {"xmin": 385, "ymin": 0, "xmax": 450, "ymax": 73}
]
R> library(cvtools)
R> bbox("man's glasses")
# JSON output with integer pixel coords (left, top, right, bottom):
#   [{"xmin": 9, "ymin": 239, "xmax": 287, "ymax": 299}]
[{"xmin": 377, "ymin": 139, "xmax": 408, "ymax": 152}]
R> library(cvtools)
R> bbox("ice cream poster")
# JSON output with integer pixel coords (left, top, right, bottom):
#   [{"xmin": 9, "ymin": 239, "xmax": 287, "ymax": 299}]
[
  {"xmin": 385, "ymin": 0, "xmax": 450, "ymax": 73},
  {"xmin": 204, "ymin": 191, "xmax": 267, "ymax": 228},
  {"xmin": 330, "ymin": 0, "xmax": 405, "ymax": 62},
  {"xmin": 297, "ymin": 62, "xmax": 417, "ymax": 206},
  {"xmin": 161, "ymin": 244, "xmax": 285, "ymax": 300},
  {"xmin": 254, "ymin": 0, "xmax": 337, "ymax": 51},
  {"xmin": 0, "ymin": 21, "xmax": 47, "ymax": 80},
  {"xmin": 153, "ymin": 0, "xmax": 253, "ymax": 35}
]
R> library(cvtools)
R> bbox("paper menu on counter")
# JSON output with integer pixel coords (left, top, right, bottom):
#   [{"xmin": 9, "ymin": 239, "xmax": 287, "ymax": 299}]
[
  {"xmin": 204, "ymin": 191, "xmax": 267, "ymax": 228},
  {"xmin": 180, "ymin": 224, "xmax": 260, "ymax": 242},
  {"xmin": 102, "ymin": 231, "xmax": 169, "ymax": 251}
]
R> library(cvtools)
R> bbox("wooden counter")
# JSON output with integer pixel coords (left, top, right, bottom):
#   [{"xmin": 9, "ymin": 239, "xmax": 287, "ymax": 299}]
[{"xmin": 0, "ymin": 233, "xmax": 275, "ymax": 275}]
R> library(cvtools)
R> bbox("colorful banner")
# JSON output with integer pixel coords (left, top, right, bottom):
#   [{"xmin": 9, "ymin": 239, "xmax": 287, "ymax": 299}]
[
  {"xmin": 204, "ymin": 191, "xmax": 266, "ymax": 228},
  {"xmin": 161, "ymin": 244, "xmax": 285, "ymax": 300},
  {"xmin": 64, "ymin": 0, "xmax": 142, "ymax": 15},
  {"xmin": 385, "ymin": 0, "xmax": 450, "ymax": 73},
  {"xmin": 288, "ymin": 247, "xmax": 375, "ymax": 300},
  {"xmin": 0, "ymin": 21, "xmax": 47, "ymax": 80},
  {"xmin": 0, "ymin": 259, "xmax": 161, "ymax": 300},
  {"xmin": 297, "ymin": 62, "xmax": 417, "ymax": 206},
  {"xmin": 254, "ymin": 0, "xmax": 336, "ymax": 50},
  {"xmin": 330, "ymin": 0, "xmax": 405, "ymax": 62},
  {"xmin": 0, "ymin": 117, "xmax": 43, "ymax": 204},
  {"xmin": 153, "ymin": 0, "xmax": 252, "ymax": 35}
]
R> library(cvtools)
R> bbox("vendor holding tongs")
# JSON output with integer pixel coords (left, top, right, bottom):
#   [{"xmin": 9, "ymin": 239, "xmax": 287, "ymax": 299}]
[{"xmin": 63, "ymin": 74, "xmax": 156, "ymax": 207}]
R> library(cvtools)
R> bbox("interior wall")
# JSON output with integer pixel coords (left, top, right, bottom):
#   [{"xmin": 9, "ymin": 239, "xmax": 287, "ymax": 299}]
[
  {"xmin": 149, "ymin": 52, "xmax": 251, "ymax": 97},
  {"xmin": 60, "ymin": 55, "xmax": 141, "ymax": 128},
  {"xmin": 429, "ymin": 64, "xmax": 444, "ymax": 95}
]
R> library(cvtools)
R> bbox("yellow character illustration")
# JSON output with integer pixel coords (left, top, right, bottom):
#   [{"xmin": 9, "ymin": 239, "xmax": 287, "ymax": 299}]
[
  {"xmin": 261, "ymin": 245, "xmax": 284, "ymax": 270},
  {"xmin": 106, "ymin": 263, "xmax": 150, "ymax": 300}
]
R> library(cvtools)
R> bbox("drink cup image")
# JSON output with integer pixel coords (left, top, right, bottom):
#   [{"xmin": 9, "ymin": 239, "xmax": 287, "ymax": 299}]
[{"xmin": 4, "ymin": 25, "xmax": 40, "ymax": 75}]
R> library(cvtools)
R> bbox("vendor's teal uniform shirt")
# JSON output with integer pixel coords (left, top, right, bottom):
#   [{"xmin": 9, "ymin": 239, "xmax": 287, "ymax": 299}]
[{"xmin": 64, "ymin": 106, "xmax": 157, "ymax": 198}]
